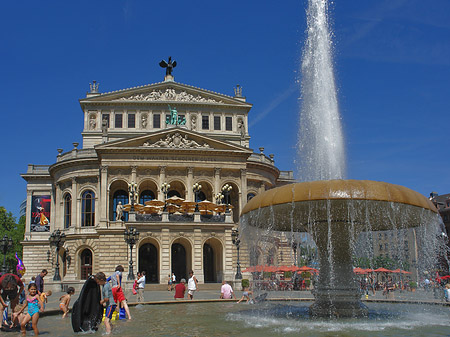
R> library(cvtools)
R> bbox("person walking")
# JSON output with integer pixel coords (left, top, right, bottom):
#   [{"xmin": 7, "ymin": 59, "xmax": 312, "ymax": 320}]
[
  {"xmin": 187, "ymin": 270, "xmax": 198, "ymax": 300},
  {"xmin": 34, "ymin": 270, "xmax": 47, "ymax": 295}
]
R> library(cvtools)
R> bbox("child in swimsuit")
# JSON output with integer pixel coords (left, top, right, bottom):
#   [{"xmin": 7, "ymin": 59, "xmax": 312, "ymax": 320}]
[
  {"xmin": 59, "ymin": 287, "xmax": 75, "ymax": 318},
  {"xmin": 236, "ymin": 286, "xmax": 253, "ymax": 303},
  {"xmin": 13, "ymin": 283, "xmax": 43, "ymax": 336},
  {"xmin": 39, "ymin": 290, "xmax": 52, "ymax": 309}
]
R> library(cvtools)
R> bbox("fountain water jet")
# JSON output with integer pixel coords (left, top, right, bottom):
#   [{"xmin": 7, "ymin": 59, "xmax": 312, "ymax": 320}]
[{"xmin": 240, "ymin": 0, "xmax": 443, "ymax": 318}]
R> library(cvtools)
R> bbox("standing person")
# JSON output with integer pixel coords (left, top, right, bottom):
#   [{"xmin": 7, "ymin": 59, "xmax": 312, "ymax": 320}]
[
  {"xmin": 187, "ymin": 270, "xmax": 198, "ymax": 300},
  {"xmin": 172, "ymin": 273, "xmax": 176, "ymax": 290},
  {"xmin": 137, "ymin": 271, "xmax": 146, "ymax": 303},
  {"xmin": 13, "ymin": 283, "xmax": 44, "ymax": 336},
  {"xmin": 34, "ymin": 270, "xmax": 47, "ymax": 295},
  {"xmin": 220, "ymin": 281, "xmax": 236, "ymax": 299},
  {"xmin": 95, "ymin": 272, "xmax": 115, "ymax": 335},
  {"xmin": 167, "ymin": 274, "xmax": 173, "ymax": 291},
  {"xmin": 0, "ymin": 273, "xmax": 24, "ymax": 320},
  {"xmin": 174, "ymin": 279, "xmax": 186, "ymax": 300},
  {"xmin": 111, "ymin": 265, "xmax": 131, "ymax": 320},
  {"xmin": 59, "ymin": 287, "xmax": 75, "ymax": 318}
]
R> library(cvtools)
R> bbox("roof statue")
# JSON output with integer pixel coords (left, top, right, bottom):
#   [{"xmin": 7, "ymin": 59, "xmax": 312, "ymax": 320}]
[{"xmin": 159, "ymin": 56, "xmax": 177, "ymax": 76}]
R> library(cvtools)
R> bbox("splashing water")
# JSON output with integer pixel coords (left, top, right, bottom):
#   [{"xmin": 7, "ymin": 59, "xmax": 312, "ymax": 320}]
[{"xmin": 298, "ymin": 0, "xmax": 346, "ymax": 181}]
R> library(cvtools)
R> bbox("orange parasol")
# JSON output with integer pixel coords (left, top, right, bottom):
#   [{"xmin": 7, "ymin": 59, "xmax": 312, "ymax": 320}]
[
  {"xmin": 166, "ymin": 196, "xmax": 185, "ymax": 204},
  {"xmin": 145, "ymin": 199, "xmax": 165, "ymax": 207}
]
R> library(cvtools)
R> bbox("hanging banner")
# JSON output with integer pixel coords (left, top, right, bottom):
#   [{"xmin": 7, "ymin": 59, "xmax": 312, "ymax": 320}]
[{"xmin": 31, "ymin": 195, "xmax": 51, "ymax": 232}]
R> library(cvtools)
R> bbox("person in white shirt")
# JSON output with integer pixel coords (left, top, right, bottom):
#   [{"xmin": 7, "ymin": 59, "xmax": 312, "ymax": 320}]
[
  {"xmin": 137, "ymin": 271, "xmax": 146, "ymax": 303},
  {"xmin": 187, "ymin": 270, "xmax": 198, "ymax": 300}
]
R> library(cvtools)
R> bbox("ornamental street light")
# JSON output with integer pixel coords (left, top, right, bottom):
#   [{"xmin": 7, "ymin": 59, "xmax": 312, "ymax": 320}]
[
  {"xmin": 128, "ymin": 182, "xmax": 138, "ymax": 212},
  {"xmin": 292, "ymin": 241, "xmax": 298, "ymax": 266},
  {"xmin": 1, "ymin": 234, "xmax": 13, "ymax": 274},
  {"xmin": 231, "ymin": 228, "xmax": 242, "ymax": 279},
  {"xmin": 222, "ymin": 184, "xmax": 233, "ymax": 213},
  {"xmin": 49, "ymin": 229, "xmax": 66, "ymax": 281},
  {"xmin": 193, "ymin": 183, "xmax": 202, "ymax": 212},
  {"xmin": 215, "ymin": 193, "xmax": 224, "ymax": 205},
  {"xmin": 124, "ymin": 227, "xmax": 140, "ymax": 280},
  {"xmin": 161, "ymin": 182, "xmax": 170, "ymax": 212}
]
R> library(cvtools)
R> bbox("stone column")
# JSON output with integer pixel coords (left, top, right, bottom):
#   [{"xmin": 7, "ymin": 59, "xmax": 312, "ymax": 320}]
[
  {"xmin": 25, "ymin": 190, "xmax": 32, "ymax": 239},
  {"xmin": 54, "ymin": 183, "xmax": 61, "ymax": 231},
  {"xmin": 186, "ymin": 167, "xmax": 194, "ymax": 201},
  {"xmin": 259, "ymin": 182, "xmax": 265, "ymax": 195},
  {"xmin": 193, "ymin": 228, "xmax": 204, "ymax": 283},
  {"xmin": 224, "ymin": 228, "xmax": 234, "ymax": 281},
  {"xmin": 71, "ymin": 178, "xmax": 78, "ymax": 228},
  {"xmin": 214, "ymin": 168, "xmax": 221, "ymax": 196},
  {"xmin": 158, "ymin": 166, "xmax": 166, "ymax": 200},
  {"xmin": 100, "ymin": 166, "xmax": 108, "ymax": 224},
  {"xmin": 160, "ymin": 228, "xmax": 171, "ymax": 283},
  {"xmin": 240, "ymin": 169, "xmax": 247, "ymax": 210}
]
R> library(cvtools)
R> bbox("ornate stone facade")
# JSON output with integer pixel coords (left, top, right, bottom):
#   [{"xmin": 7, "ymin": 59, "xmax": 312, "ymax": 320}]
[{"xmin": 21, "ymin": 75, "xmax": 294, "ymax": 289}]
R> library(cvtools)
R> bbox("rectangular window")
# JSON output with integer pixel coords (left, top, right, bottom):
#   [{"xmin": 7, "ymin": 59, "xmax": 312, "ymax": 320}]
[
  {"xmin": 115, "ymin": 113, "xmax": 123, "ymax": 128},
  {"xmin": 153, "ymin": 114, "xmax": 161, "ymax": 128},
  {"xmin": 214, "ymin": 116, "xmax": 221, "ymax": 130},
  {"xmin": 202, "ymin": 115, "xmax": 209, "ymax": 130},
  {"xmin": 102, "ymin": 114, "xmax": 110, "ymax": 128},
  {"xmin": 128, "ymin": 113, "xmax": 136, "ymax": 128},
  {"xmin": 226, "ymin": 116, "xmax": 233, "ymax": 131}
]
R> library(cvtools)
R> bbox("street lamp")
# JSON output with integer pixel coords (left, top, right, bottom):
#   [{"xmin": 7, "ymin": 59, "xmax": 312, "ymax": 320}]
[
  {"xmin": 193, "ymin": 183, "xmax": 202, "ymax": 212},
  {"xmin": 222, "ymin": 184, "xmax": 233, "ymax": 213},
  {"xmin": 49, "ymin": 229, "xmax": 66, "ymax": 281},
  {"xmin": 1, "ymin": 234, "xmax": 13, "ymax": 274},
  {"xmin": 124, "ymin": 227, "xmax": 140, "ymax": 280},
  {"xmin": 292, "ymin": 241, "xmax": 298, "ymax": 266},
  {"xmin": 161, "ymin": 182, "xmax": 170, "ymax": 212},
  {"xmin": 128, "ymin": 182, "xmax": 138, "ymax": 212},
  {"xmin": 215, "ymin": 193, "xmax": 224, "ymax": 205},
  {"xmin": 231, "ymin": 228, "xmax": 242, "ymax": 279}
]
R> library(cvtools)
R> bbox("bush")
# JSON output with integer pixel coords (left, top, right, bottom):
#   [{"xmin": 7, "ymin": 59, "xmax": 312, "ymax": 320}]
[
  {"xmin": 409, "ymin": 281, "xmax": 417, "ymax": 289},
  {"xmin": 263, "ymin": 272, "xmax": 272, "ymax": 279},
  {"xmin": 241, "ymin": 279, "xmax": 249, "ymax": 289},
  {"xmin": 284, "ymin": 271, "xmax": 292, "ymax": 279},
  {"xmin": 305, "ymin": 279, "xmax": 311, "ymax": 287},
  {"xmin": 301, "ymin": 272, "xmax": 311, "ymax": 279}
]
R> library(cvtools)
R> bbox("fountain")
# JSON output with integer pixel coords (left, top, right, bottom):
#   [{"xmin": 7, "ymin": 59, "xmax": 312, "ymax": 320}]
[{"xmin": 241, "ymin": 0, "xmax": 443, "ymax": 318}]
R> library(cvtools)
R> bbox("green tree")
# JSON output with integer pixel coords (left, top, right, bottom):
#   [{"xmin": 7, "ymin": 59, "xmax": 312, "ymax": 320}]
[{"xmin": 0, "ymin": 207, "xmax": 25, "ymax": 273}]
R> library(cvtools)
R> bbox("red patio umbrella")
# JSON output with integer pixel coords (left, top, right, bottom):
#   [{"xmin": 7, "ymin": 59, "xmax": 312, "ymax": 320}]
[
  {"xmin": 374, "ymin": 267, "xmax": 392, "ymax": 273},
  {"xmin": 353, "ymin": 267, "xmax": 367, "ymax": 274},
  {"xmin": 297, "ymin": 265, "xmax": 314, "ymax": 272}
]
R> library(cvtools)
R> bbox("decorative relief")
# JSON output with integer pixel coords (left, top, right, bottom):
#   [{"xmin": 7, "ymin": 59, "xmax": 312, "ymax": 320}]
[
  {"xmin": 139, "ymin": 168, "xmax": 159, "ymax": 176},
  {"xmin": 89, "ymin": 113, "xmax": 97, "ymax": 130},
  {"xmin": 77, "ymin": 177, "xmax": 98, "ymax": 185},
  {"xmin": 168, "ymin": 169, "xmax": 185, "ymax": 177},
  {"xmin": 109, "ymin": 168, "xmax": 131, "ymax": 176},
  {"xmin": 196, "ymin": 170, "xmax": 213, "ymax": 177},
  {"xmin": 142, "ymin": 133, "xmax": 210, "ymax": 149},
  {"xmin": 59, "ymin": 181, "xmax": 72, "ymax": 191},
  {"xmin": 221, "ymin": 170, "xmax": 240, "ymax": 178},
  {"xmin": 190, "ymin": 115, "xmax": 197, "ymax": 131},
  {"xmin": 141, "ymin": 114, "xmax": 148, "ymax": 128},
  {"xmin": 116, "ymin": 88, "xmax": 223, "ymax": 104}
]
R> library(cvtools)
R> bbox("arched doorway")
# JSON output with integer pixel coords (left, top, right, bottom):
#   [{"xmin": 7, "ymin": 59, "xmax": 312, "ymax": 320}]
[
  {"xmin": 80, "ymin": 249, "xmax": 92, "ymax": 280},
  {"xmin": 139, "ymin": 243, "xmax": 158, "ymax": 283},
  {"xmin": 203, "ymin": 243, "xmax": 215, "ymax": 282},
  {"xmin": 203, "ymin": 238, "xmax": 223, "ymax": 283},
  {"xmin": 171, "ymin": 243, "xmax": 186, "ymax": 282}
]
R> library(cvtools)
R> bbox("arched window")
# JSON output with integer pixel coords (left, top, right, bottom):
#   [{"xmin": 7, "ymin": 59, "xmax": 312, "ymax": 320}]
[
  {"xmin": 80, "ymin": 249, "xmax": 92, "ymax": 280},
  {"xmin": 196, "ymin": 191, "xmax": 206, "ymax": 202},
  {"xmin": 247, "ymin": 193, "xmax": 256, "ymax": 201},
  {"xmin": 113, "ymin": 190, "xmax": 128, "ymax": 221},
  {"xmin": 64, "ymin": 193, "xmax": 71, "ymax": 228},
  {"xmin": 167, "ymin": 190, "xmax": 181, "ymax": 198},
  {"xmin": 140, "ymin": 190, "xmax": 155, "ymax": 205},
  {"xmin": 81, "ymin": 190, "xmax": 95, "ymax": 227}
]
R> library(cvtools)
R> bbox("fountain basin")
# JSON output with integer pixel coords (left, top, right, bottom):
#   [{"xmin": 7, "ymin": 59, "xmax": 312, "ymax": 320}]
[{"xmin": 240, "ymin": 180, "xmax": 439, "ymax": 318}]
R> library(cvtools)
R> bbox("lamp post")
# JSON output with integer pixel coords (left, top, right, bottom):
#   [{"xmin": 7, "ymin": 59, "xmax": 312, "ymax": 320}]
[
  {"xmin": 215, "ymin": 193, "xmax": 224, "ymax": 205},
  {"xmin": 1, "ymin": 234, "xmax": 13, "ymax": 274},
  {"xmin": 292, "ymin": 241, "xmax": 298, "ymax": 266},
  {"xmin": 222, "ymin": 184, "xmax": 233, "ymax": 213},
  {"xmin": 124, "ymin": 227, "xmax": 140, "ymax": 280},
  {"xmin": 128, "ymin": 182, "xmax": 138, "ymax": 212},
  {"xmin": 231, "ymin": 228, "xmax": 242, "ymax": 279},
  {"xmin": 193, "ymin": 183, "xmax": 202, "ymax": 212},
  {"xmin": 161, "ymin": 182, "xmax": 170, "ymax": 212},
  {"xmin": 49, "ymin": 229, "xmax": 66, "ymax": 281}
]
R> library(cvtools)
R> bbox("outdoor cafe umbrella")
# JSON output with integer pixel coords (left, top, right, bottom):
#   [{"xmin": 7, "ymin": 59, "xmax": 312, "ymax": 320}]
[
  {"xmin": 123, "ymin": 203, "xmax": 144, "ymax": 212},
  {"xmin": 165, "ymin": 204, "xmax": 180, "ymax": 213},
  {"xmin": 143, "ymin": 205, "xmax": 160, "ymax": 214},
  {"xmin": 215, "ymin": 204, "xmax": 234, "ymax": 213},
  {"xmin": 196, "ymin": 200, "xmax": 218, "ymax": 212},
  {"xmin": 374, "ymin": 268, "xmax": 392, "ymax": 273},
  {"xmin": 166, "ymin": 195, "xmax": 185, "ymax": 204},
  {"xmin": 145, "ymin": 199, "xmax": 165, "ymax": 207},
  {"xmin": 297, "ymin": 265, "xmax": 314, "ymax": 272}
]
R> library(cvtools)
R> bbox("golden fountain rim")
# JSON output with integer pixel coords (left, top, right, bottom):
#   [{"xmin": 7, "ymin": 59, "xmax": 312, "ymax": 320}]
[{"xmin": 241, "ymin": 179, "xmax": 437, "ymax": 216}]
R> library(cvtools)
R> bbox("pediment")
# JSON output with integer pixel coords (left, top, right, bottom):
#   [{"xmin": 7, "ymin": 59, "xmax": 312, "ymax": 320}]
[
  {"xmin": 95, "ymin": 128, "xmax": 252, "ymax": 154},
  {"xmin": 81, "ymin": 81, "xmax": 252, "ymax": 107}
]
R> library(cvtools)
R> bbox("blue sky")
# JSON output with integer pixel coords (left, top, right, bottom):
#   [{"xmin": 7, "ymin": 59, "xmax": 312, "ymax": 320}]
[{"xmin": 1, "ymin": 0, "xmax": 449, "ymax": 219}]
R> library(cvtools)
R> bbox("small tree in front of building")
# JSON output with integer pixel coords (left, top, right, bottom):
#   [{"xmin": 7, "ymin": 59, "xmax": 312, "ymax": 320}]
[{"xmin": 0, "ymin": 207, "xmax": 25, "ymax": 273}]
